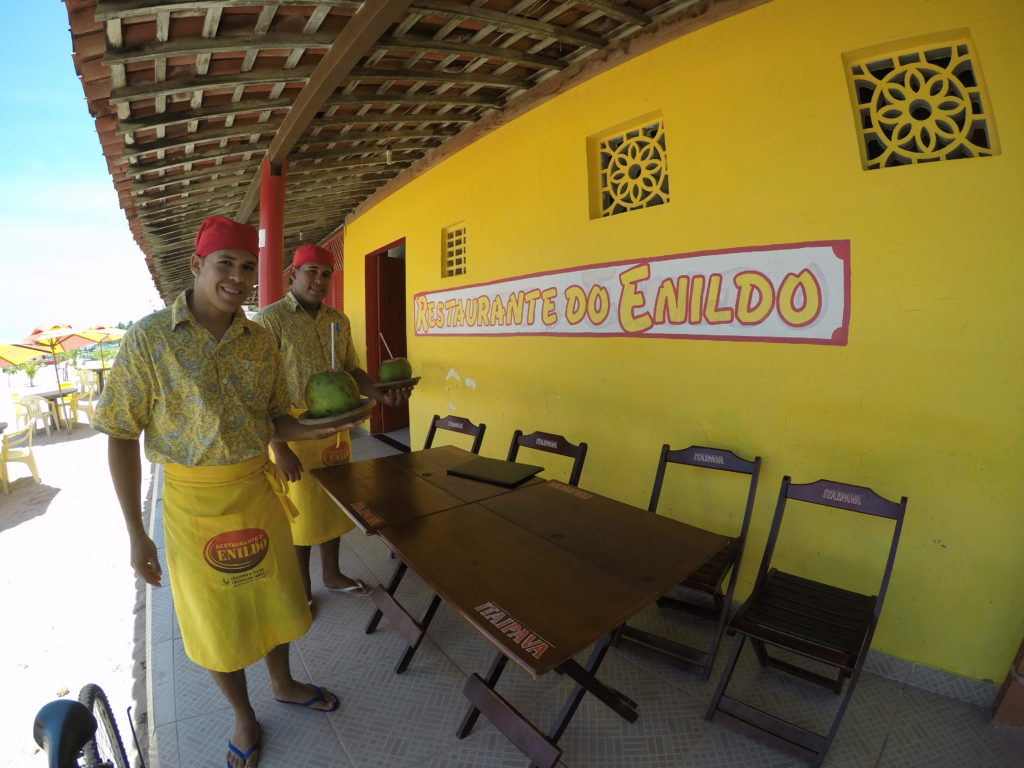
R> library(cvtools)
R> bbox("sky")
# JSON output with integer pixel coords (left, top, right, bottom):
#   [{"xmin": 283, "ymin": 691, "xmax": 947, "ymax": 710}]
[{"xmin": 0, "ymin": 3, "xmax": 162, "ymax": 341}]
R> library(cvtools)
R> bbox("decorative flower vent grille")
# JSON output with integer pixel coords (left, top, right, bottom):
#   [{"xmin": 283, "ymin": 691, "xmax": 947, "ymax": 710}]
[
  {"xmin": 845, "ymin": 33, "xmax": 1000, "ymax": 169},
  {"xmin": 443, "ymin": 223, "xmax": 467, "ymax": 278},
  {"xmin": 592, "ymin": 117, "xmax": 669, "ymax": 218}
]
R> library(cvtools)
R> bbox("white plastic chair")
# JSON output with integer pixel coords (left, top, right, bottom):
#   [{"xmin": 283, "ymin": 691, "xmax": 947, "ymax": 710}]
[
  {"xmin": 10, "ymin": 392, "xmax": 27, "ymax": 429},
  {"xmin": 20, "ymin": 395, "xmax": 52, "ymax": 437},
  {"xmin": 76, "ymin": 369, "xmax": 99, "ymax": 401},
  {"xmin": 1, "ymin": 425, "xmax": 41, "ymax": 493},
  {"xmin": 69, "ymin": 392, "xmax": 94, "ymax": 426}
]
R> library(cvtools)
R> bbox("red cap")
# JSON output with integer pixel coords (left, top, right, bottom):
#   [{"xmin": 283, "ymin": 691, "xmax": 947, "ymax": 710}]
[
  {"xmin": 194, "ymin": 216, "xmax": 259, "ymax": 258},
  {"xmin": 292, "ymin": 243, "xmax": 336, "ymax": 269}
]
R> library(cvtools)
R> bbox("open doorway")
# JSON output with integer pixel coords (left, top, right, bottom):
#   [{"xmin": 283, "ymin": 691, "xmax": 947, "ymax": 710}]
[{"xmin": 364, "ymin": 238, "xmax": 408, "ymax": 443}]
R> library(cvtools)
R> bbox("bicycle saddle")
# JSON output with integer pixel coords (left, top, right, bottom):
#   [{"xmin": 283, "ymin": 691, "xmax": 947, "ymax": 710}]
[{"xmin": 33, "ymin": 699, "xmax": 96, "ymax": 768}]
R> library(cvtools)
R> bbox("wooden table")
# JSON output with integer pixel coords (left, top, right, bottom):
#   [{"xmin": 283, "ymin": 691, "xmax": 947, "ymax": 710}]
[
  {"xmin": 314, "ymin": 447, "xmax": 727, "ymax": 767},
  {"xmin": 316, "ymin": 445, "xmax": 547, "ymax": 668},
  {"xmin": 316, "ymin": 445, "xmax": 543, "ymax": 533}
]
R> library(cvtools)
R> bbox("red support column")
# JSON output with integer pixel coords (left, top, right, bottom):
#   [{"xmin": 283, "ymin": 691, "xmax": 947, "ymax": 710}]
[
  {"xmin": 324, "ymin": 230, "xmax": 345, "ymax": 310},
  {"xmin": 258, "ymin": 158, "xmax": 286, "ymax": 307}
]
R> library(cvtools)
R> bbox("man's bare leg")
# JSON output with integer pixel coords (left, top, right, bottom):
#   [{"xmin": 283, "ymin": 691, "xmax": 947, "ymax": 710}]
[
  {"xmin": 210, "ymin": 669, "xmax": 260, "ymax": 768},
  {"xmin": 264, "ymin": 643, "xmax": 338, "ymax": 709},
  {"xmin": 319, "ymin": 537, "xmax": 369, "ymax": 593}
]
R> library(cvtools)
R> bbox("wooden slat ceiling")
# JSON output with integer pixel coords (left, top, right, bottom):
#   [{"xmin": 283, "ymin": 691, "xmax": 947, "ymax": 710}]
[{"xmin": 63, "ymin": 0, "xmax": 740, "ymax": 302}]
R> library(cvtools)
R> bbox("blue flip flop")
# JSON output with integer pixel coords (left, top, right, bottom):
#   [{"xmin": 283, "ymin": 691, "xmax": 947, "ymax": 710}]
[
  {"xmin": 275, "ymin": 684, "xmax": 339, "ymax": 712},
  {"xmin": 227, "ymin": 737, "xmax": 259, "ymax": 768}
]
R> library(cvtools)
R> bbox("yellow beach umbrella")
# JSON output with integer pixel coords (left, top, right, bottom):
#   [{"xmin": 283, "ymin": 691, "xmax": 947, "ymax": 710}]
[
  {"xmin": 22, "ymin": 326, "xmax": 117, "ymax": 389},
  {"xmin": 81, "ymin": 325, "xmax": 126, "ymax": 342},
  {"xmin": 82, "ymin": 326, "xmax": 127, "ymax": 368},
  {"xmin": 81, "ymin": 326, "xmax": 126, "ymax": 350},
  {"xmin": 0, "ymin": 341, "xmax": 48, "ymax": 369}
]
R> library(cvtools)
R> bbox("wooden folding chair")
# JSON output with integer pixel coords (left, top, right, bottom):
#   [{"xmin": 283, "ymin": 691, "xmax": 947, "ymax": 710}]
[
  {"xmin": 506, "ymin": 429, "xmax": 587, "ymax": 486},
  {"xmin": 423, "ymin": 413, "xmax": 486, "ymax": 453},
  {"xmin": 618, "ymin": 444, "xmax": 760, "ymax": 679},
  {"xmin": 706, "ymin": 477, "xmax": 907, "ymax": 766}
]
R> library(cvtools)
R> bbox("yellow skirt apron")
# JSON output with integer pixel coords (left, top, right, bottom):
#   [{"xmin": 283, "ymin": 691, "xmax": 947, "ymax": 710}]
[
  {"xmin": 275, "ymin": 408, "xmax": 356, "ymax": 547},
  {"xmin": 163, "ymin": 455, "xmax": 312, "ymax": 672}
]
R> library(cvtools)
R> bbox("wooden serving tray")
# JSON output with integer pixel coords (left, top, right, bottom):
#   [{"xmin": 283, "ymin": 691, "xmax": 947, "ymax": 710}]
[{"xmin": 297, "ymin": 398, "xmax": 374, "ymax": 426}]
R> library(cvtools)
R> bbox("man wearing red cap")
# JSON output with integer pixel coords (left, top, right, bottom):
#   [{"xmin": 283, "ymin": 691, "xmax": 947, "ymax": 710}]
[
  {"xmin": 94, "ymin": 217, "xmax": 362, "ymax": 768},
  {"xmin": 255, "ymin": 243, "xmax": 412, "ymax": 608}
]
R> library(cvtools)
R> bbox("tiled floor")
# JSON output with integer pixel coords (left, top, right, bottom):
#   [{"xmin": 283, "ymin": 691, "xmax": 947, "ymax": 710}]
[{"xmin": 146, "ymin": 430, "xmax": 1024, "ymax": 767}]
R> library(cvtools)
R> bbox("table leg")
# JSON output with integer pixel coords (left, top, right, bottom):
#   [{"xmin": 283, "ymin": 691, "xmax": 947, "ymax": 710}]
[
  {"xmin": 542, "ymin": 631, "xmax": 638, "ymax": 755},
  {"xmin": 458, "ymin": 634, "xmax": 639, "ymax": 768},
  {"xmin": 366, "ymin": 560, "xmax": 408, "ymax": 634},
  {"xmin": 459, "ymin": 649, "xmax": 565, "ymax": 768},
  {"xmin": 394, "ymin": 594, "xmax": 442, "ymax": 674},
  {"xmin": 457, "ymin": 650, "xmax": 508, "ymax": 738},
  {"xmin": 367, "ymin": 575, "xmax": 444, "ymax": 675},
  {"xmin": 47, "ymin": 399, "xmax": 71, "ymax": 435}
]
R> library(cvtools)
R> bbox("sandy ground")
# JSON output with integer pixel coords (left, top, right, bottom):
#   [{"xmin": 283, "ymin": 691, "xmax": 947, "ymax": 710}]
[{"xmin": 1, "ymin": 374, "xmax": 152, "ymax": 766}]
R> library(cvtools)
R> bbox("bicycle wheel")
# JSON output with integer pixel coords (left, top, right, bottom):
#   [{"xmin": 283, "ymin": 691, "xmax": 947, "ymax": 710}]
[{"xmin": 78, "ymin": 684, "xmax": 131, "ymax": 768}]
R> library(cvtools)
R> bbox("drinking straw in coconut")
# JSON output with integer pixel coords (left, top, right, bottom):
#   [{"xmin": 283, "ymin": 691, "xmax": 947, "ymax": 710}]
[
  {"xmin": 331, "ymin": 323, "xmax": 337, "ymax": 370},
  {"xmin": 379, "ymin": 332, "xmax": 394, "ymax": 360}
]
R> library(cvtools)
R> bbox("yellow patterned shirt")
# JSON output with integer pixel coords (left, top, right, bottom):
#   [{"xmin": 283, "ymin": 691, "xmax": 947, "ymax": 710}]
[
  {"xmin": 252, "ymin": 291, "xmax": 359, "ymax": 409},
  {"xmin": 92, "ymin": 290, "xmax": 291, "ymax": 466}
]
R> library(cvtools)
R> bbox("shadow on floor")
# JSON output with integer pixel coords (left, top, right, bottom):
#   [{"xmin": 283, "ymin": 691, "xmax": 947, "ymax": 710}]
[{"xmin": 0, "ymin": 482, "xmax": 59, "ymax": 532}]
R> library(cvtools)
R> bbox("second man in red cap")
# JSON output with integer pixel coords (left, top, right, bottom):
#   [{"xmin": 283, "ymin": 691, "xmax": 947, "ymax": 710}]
[{"xmin": 254, "ymin": 243, "xmax": 413, "ymax": 610}]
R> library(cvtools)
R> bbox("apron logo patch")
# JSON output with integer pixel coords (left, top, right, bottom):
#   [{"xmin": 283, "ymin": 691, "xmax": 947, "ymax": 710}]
[
  {"xmin": 203, "ymin": 528, "xmax": 269, "ymax": 573},
  {"xmin": 321, "ymin": 441, "xmax": 351, "ymax": 466}
]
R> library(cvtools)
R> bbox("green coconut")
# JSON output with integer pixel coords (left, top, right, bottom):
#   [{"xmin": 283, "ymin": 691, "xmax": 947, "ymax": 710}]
[
  {"xmin": 378, "ymin": 357, "xmax": 413, "ymax": 383},
  {"xmin": 304, "ymin": 370, "xmax": 361, "ymax": 417}
]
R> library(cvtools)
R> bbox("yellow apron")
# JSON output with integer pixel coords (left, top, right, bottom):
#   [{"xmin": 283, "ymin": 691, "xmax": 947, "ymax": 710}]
[
  {"xmin": 275, "ymin": 408, "xmax": 356, "ymax": 547},
  {"xmin": 162, "ymin": 455, "xmax": 312, "ymax": 673}
]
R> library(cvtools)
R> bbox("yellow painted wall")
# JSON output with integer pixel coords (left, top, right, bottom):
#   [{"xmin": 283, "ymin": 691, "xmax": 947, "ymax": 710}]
[{"xmin": 341, "ymin": 0, "xmax": 1024, "ymax": 682}]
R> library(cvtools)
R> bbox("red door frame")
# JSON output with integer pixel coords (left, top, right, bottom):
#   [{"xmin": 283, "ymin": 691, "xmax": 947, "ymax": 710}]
[{"xmin": 364, "ymin": 238, "xmax": 407, "ymax": 434}]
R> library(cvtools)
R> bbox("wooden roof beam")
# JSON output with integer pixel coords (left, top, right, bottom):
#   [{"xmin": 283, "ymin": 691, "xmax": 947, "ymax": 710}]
[
  {"xmin": 118, "ymin": 98, "xmax": 292, "ymax": 135},
  {"xmin": 109, "ymin": 67, "xmax": 315, "ymax": 105},
  {"xmin": 123, "ymin": 123, "xmax": 281, "ymax": 158},
  {"xmin": 235, "ymin": 0, "xmax": 417, "ymax": 221},
  {"xmin": 139, "ymin": 167, "xmax": 398, "ymax": 223},
  {"xmin": 127, "ymin": 141, "xmax": 271, "ymax": 177},
  {"xmin": 135, "ymin": 155, "xmax": 411, "ymax": 200},
  {"xmin": 578, "ymin": 1, "xmax": 651, "ymax": 26},
  {"xmin": 140, "ymin": 193, "xmax": 249, "ymax": 225},
  {"xmin": 103, "ymin": 33, "xmax": 336, "ymax": 66},
  {"xmin": 347, "ymin": 66, "xmax": 528, "ymax": 90},
  {"xmin": 117, "ymin": 90, "xmax": 495, "ymax": 134},
  {"xmin": 95, "ymin": 0, "xmax": 361, "ymax": 22},
  {"xmin": 408, "ymin": 1, "xmax": 608, "ymax": 50},
  {"xmin": 375, "ymin": 34, "xmax": 567, "ymax": 71},
  {"xmin": 135, "ymin": 173, "xmax": 254, "ymax": 203},
  {"xmin": 132, "ymin": 160, "xmax": 260, "ymax": 192}
]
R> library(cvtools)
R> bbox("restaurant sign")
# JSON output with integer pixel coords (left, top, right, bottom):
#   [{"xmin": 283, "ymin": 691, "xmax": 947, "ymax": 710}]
[{"xmin": 414, "ymin": 240, "xmax": 849, "ymax": 345}]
